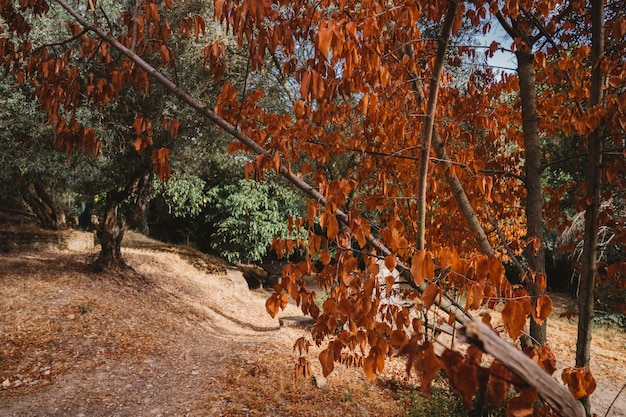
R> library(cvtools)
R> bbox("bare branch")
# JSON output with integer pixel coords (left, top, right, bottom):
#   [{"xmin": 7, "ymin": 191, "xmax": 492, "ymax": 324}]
[{"xmin": 462, "ymin": 319, "xmax": 584, "ymax": 417}]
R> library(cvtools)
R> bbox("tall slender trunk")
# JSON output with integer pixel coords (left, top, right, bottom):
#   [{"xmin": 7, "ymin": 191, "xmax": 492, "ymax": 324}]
[
  {"xmin": 576, "ymin": 1, "xmax": 605, "ymax": 415},
  {"xmin": 416, "ymin": 0, "xmax": 459, "ymax": 250},
  {"xmin": 516, "ymin": 47, "xmax": 548, "ymax": 346}
]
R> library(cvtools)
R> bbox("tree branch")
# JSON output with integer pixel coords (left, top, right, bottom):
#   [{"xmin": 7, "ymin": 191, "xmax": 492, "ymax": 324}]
[
  {"xmin": 462, "ymin": 319, "xmax": 583, "ymax": 417},
  {"xmin": 33, "ymin": 28, "xmax": 88, "ymax": 54},
  {"xmin": 52, "ymin": 0, "xmax": 474, "ymax": 324},
  {"xmin": 416, "ymin": 0, "xmax": 459, "ymax": 250}
]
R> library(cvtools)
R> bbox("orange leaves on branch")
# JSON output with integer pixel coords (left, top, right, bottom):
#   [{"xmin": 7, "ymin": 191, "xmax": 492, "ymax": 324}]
[
  {"xmin": 465, "ymin": 283, "xmax": 485, "ymax": 310},
  {"xmin": 299, "ymin": 70, "xmax": 325, "ymax": 100},
  {"xmin": 501, "ymin": 298, "xmax": 529, "ymax": 340},
  {"xmin": 159, "ymin": 44, "xmax": 173, "ymax": 67},
  {"xmin": 441, "ymin": 349, "xmax": 478, "ymax": 408},
  {"xmin": 203, "ymin": 40, "xmax": 225, "ymax": 80},
  {"xmin": 488, "ymin": 360, "xmax": 511, "ymax": 409},
  {"xmin": 265, "ymin": 291, "xmax": 289, "ymax": 318},
  {"xmin": 531, "ymin": 294, "xmax": 552, "ymax": 326},
  {"xmin": 132, "ymin": 113, "xmax": 153, "ymax": 152},
  {"xmin": 527, "ymin": 237, "xmax": 542, "ymax": 255},
  {"xmin": 363, "ymin": 344, "xmax": 387, "ymax": 381},
  {"xmin": 562, "ymin": 367, "xmax": 596, "ymax": 399},
  {"xmin": 534, "ymin": 51, "xmax": 547, "ymax": 69},
  {"xmin": 411, "ymin": 250, "xmax": 434, "ymax": 285},
  {"xmin": 413, "ymin": 341, "xmax": 443, "ymax": 395},
  {"xmin": 152, "ymin": 147, "xmax": 171, "ymax": 182},
  {"xmin": 506, "ymin": 387, "xmax": 538, "ymax": 417}
]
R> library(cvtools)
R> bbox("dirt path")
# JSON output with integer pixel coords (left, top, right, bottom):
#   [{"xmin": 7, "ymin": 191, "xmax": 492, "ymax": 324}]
[
  {"xmin": 0, "ymin": 246, "xmax": 624, "ymax": 416},
  {"xmin": 0, "ymin": 248, "xmax": 400, "ymax": 416}
]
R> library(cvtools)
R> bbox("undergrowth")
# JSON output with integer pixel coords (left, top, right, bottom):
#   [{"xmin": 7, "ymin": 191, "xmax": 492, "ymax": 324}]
[{"xmin": 399, "ymin": 385, "xmax": 509, "ymax": 417}]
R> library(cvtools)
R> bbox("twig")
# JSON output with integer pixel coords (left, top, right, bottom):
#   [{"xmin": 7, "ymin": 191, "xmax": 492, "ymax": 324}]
[{"xmin": 603, "ymin": 381, "xmax": 626, "ymax": 417}]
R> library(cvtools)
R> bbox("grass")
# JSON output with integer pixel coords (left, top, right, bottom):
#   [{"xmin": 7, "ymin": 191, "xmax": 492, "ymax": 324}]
[{"xmin": 399, "ymin": 378, "xmax": 510, "ymax": 417}]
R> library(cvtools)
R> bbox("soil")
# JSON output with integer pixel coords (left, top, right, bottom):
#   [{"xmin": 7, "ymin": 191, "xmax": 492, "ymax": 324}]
[{"xmin": 0, "ymin": 230, "xmax": 624, "ymax": 416}]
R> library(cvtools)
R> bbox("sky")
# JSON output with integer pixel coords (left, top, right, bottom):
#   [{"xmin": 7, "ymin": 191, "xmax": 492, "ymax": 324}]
[{"xmin": 483, "ymin": 19, "xmax": 518, "ymax": 74}]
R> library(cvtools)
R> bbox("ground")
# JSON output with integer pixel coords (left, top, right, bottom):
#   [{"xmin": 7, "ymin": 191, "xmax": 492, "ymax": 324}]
[{"xmin": 0, "ymin": 234, "xmax": 624, "ymax": 416}]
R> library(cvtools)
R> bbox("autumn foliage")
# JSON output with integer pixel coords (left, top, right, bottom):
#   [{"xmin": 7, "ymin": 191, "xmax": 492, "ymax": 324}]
[{"xmin": 1, "ymin": 0, "xmax": 625, "ymax": 415}]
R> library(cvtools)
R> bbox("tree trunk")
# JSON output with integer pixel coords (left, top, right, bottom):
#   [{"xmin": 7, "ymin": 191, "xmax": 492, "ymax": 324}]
[
  {"xmin": 415, "ymin": 0, "xmax": 459, "ymax": 250},
  {"xmin": 93, "ymin": 167, "xmax": 152, "ymax": 271},
  {"xmin": 516, "ymin": 46, "xmax": 548, "ymax": 346},
  {"xmin": 95, "ymin": 201, "xmax": 125, "ymax": 271},
  {"xmin": 21, "ymin": 179, "xmax": 67, "ymax": 230},
  {"xmin": 409, "ymin": 70, "xmax": 496, "ymax": 257},
  {"xmin": 576, "ymin": 1, "xmax": 605, "ymax": 415}
]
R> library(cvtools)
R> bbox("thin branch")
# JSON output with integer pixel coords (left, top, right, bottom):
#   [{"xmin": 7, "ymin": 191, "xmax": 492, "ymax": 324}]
[
  {"xmin": 521, "ymin": 7, "xmax": 560, "ymax": 54},
  {"xmin": 479, "ymin": 169, "xmax": 526, "ymax": 183},
  {"xmin": 484, "ymin": 202, "xmax": 525, "ymax": 276},
  {"xmin": 33, "ymin": 29, "xmax": 88, "ymax": 54},
  {"xmin": 495, "ymin": 10, "xmax": 517, "ymax": 39},
  {"xmin": 52, "ymin": 0, "xmax": 474, "ymax": 324},
  {"xmin": 603, "ymin": 381, "xmax": 626, "ymax": 417}
]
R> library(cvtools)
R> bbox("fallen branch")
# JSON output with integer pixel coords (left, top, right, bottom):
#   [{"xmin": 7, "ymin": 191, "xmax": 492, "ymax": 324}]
[{"xmin": 462, "ymin": 318, "xmax": 583, "ymax": 417}]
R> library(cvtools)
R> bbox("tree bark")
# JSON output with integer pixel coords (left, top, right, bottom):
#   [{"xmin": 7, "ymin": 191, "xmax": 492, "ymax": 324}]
[
  {"xmin": 93, "ymin": 167, "xmax": 152, "ymax": 271},
  {"xmin": 416, "ymin": 0, "xmax": 459, "ymax": 250},
  {"xmin": 20, "ymin": 178, "xmax": 67, "ymax": 230},
  {"xmin": 576, "ymin": 1, "xmax": 605, "ymax": 415},
  {"xmin": 409, "ymin": 75, "xmax": 496, "ymax": 257},
  {"xmin": 516, "ymin": 46, "xmax": 548, "ymax": 346}
]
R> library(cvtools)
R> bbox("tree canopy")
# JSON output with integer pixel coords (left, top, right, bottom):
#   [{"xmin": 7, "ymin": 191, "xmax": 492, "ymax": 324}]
[{"xmin": 1, "ymin": 0, "xmax": 624, "ymax": 415}]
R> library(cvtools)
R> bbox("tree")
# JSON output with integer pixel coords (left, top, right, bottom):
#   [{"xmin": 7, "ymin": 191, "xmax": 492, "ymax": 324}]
[
  {"xmin": 205, "ymin": 174, "xmax": 306, "ymax": 263},
  {"xmin": 2, "ymin": 0, "xmax": 623, "ymax": 414}
]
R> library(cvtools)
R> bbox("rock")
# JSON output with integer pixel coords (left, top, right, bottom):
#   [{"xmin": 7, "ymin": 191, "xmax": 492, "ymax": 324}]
[
  {"xmin": 314, "ymin": 375, "xmax": 327, "ymax": 389},
  {"xmin": 278, "ymin": 316, "xmax": 315, "ymax": 328}
]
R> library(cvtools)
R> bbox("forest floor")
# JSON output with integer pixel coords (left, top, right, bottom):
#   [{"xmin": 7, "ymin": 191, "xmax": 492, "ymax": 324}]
[{"xmin": 0, "ymin": 232, "xmax": 625, "ymax": 416}]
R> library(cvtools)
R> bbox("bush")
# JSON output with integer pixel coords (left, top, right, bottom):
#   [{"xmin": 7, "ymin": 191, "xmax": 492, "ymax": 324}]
[{"xmin": 204, "ymin": 175, "xmax": 305, "ymax": 264}]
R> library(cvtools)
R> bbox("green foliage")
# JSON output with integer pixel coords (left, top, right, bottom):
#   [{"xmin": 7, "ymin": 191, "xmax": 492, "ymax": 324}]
[
  {"xmin": 154, "ymin": 175, "xmax": 207, "ymax": 218},
  {"xmin": 400, "ymin": 385, "xmax": 508, "ymax": 417},
  {"xmin": 593, "ymin": 311, "xmax": 626, "ymax": 329},
  {"xmin": 205, "ymin": 175, "xmax": 305, "ymax": 264}
]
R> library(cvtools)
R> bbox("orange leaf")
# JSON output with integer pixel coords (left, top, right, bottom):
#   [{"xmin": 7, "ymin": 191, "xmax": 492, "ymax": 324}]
[
  {"xmin": 319, "ymin": 347, "xmax": 335, "ymax": 377},
  {"xmin": 489, "ymin": 361, "xmax": 511, "ymax": 408},
  {"xmin": 535, "ymin": 273, "xmax": 547, "ymax": 292},
  {"xmin": 534, "ymin": 51, "xmax": 546, "ymax": 68},
  {"xmin": 319, "ymin": 250, "xmax": 331, "ymax": 266},
  {"xmin": 384, "ymin": 254, "xmax": 396, "ymax": 272},
  {"xmin": 441, "ymin": 349, "xmax": 477, "ymax": 408},
  {"xmin": 390, "ymin": 329, "xmax": 408, "ymax": 349},
  {"xmin": 562, "ymin": 367, "xmax": 596, "ymax": 399},
  {"xmin": 169, "ymin": 118, "xmax": 179, "ymax": 135},
  {"xmin": 414, "ymin": 341, "xmax": 442, "ymax": 394},
  {"xmin": 531, "ymin": 294, "xmax": 553, "ymax": 326},
  {"xmin": 363, "ymin": 346, "xmax": 384, "ymax": 381},
  {"xmin": 327, "ymin": 213, "xmax": 338, "ymax": 239},
  {"xmin": 506, "ymin": 388, "xmax": 538, "ymax": 417},
  {"xmin": 318, "ymin": 27, "xmax": 332, "ymax": 59},
  {"xmin": 411, "ymin": 250, "xmax": 426, "ymax": 285},
  {"xmin": 422, "ymin": 283, "xmax": 439, "ymax": 309},
  {"xmin": 265, "ymin": 293, "xmax": 280, "ymax": 318},
  {"xmin": 294, "ymin": 101, "xmax": 305, "ymax": 118},
  {"xmin": 300, "ymin": 71, "xmax": 311, "ymax": 100},
  {"xmin": 501, "ymin": 300, "xmax": 526, "ymax": 340}
]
